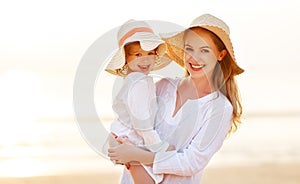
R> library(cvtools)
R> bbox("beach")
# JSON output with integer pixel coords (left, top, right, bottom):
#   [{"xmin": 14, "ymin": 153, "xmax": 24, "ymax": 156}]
[
  {"xmin": 1, "ymin": 163, "xmax": 300, "ymax": 184},
  {"xmin": 1, "ymin": 116, "xmax": 300, "ymax": 183}
]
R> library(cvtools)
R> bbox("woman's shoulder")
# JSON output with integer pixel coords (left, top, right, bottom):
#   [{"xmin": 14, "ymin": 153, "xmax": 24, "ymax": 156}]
[
  {"xmin": 155, "ymin": 77, "xmax": 180, "ymax": 94},
  {"xmin": 125, "ymin": 72, "xmax": 154, "ymax": 85},
  {"xmin": 155, "ymin": 77, "xmax": 180, "ymax": 89},
  {"xmin": 213, "ymin": 91, "xmax": 233, "ymax": 112}
]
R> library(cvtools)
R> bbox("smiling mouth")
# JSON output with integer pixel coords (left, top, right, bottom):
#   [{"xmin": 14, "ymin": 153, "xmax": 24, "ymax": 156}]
[
  {"xmin": 138, "ymin": 64, "xmax": 151, "ymax": 70},
  {"xmin": 189, "ymin": 63, "xmax": 205, "ymax": 71}
]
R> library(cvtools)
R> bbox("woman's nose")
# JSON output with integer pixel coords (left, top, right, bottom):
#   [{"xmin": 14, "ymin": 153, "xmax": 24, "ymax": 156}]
[{"xmin": 187, "ymin": 53, "xmax": 200, "ymax": 63}]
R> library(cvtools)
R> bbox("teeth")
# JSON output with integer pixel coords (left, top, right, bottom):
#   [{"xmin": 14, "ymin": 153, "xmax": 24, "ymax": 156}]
[
  {"xmin": 139, "ymin": 65, "xmax": 149, "ymax": 69},
  {"xmin": 191, "ymin": 64, "xmax": 204, "ymax": 69}
]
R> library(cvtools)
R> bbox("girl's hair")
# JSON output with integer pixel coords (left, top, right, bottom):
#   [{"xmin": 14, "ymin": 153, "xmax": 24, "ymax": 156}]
[
  {"xmin": 116, "ymin": 41, "xmax": 159, "ymax": 76},
  {"xmin": 124, "ymin": 41, "xmax": 158, "ymax": 61},
  {"xmin": 187, "ymin": 27, "xmax": 243, "ymax": 135}
]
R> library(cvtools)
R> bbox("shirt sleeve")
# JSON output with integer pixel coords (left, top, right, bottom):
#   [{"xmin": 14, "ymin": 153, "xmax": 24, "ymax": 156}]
[
  {"xmin": 152, "ymin": 104, "xmax": 233, "ymax": 176},
  {"xmin": 128, "ymin": 76, "xmax": 169, "ymax": 152}
]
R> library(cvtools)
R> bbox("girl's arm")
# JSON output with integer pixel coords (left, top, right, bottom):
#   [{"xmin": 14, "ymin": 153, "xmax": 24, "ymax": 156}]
[{"xmin": 128, "ymin": 75, "xmax": 169, "ymax": 152}]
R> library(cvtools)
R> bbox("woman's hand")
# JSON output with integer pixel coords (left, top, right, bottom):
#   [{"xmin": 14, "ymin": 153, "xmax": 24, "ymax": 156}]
[
  {"xmin": 108, "ymin": 144, "xmax": 138, "ymax": 164},
  {"xmin": 116, "ymin": 135, "xmax": 134, "ymax": 145},
  {"xmin": 108, "ymin": 144, "xmax": 155, "ymax": 166}
]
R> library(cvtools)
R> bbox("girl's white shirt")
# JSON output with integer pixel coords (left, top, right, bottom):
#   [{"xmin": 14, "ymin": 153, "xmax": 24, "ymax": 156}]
[
  {"xmin": 110, "ymin": 72, "xmax": 169, "ymax": 152},
  {"xmin": 120, "ymin": 77, "xmax": 233, "ymax": 184},
  {"xmin": 110, "ymin": 72, "xmax": 168, "ymax": 184}
]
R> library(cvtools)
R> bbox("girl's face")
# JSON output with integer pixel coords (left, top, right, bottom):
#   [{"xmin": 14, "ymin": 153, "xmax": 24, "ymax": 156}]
[
  {"xmin": 125, "ymin": 42, "xmax": 156, "ymax": 75},
  {"xmin": 184, "ymin": 28, "xmax": 225, "ymax": 79}
]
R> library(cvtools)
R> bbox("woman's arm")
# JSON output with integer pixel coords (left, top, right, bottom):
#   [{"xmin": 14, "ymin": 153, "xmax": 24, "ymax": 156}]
[
  {"xmin": 109, "ymin": 104, "xmax": 233, "ymax": 176},
  {"xmin": 152, "ymin": 104, "xmax": 233, "ymax": 176}
]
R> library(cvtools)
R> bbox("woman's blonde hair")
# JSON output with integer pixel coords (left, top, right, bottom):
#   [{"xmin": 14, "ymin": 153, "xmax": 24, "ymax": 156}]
[{"xmin": 187, "ymin": 27, "xmax": 243, "ymax": 135}]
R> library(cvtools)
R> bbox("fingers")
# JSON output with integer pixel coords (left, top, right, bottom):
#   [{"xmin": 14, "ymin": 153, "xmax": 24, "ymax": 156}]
[
  {"xmin": 110, "ymin": 157, "xmax": 125, "ymax": 165},
  {"xmin": 108, "ymin": 148, "xmax": 117, "ymax": 161},
  {"xmin": 116, "ymin": 137, "xmax": 134, "ymax": 145},
  {"xmin": 116, "ymin": 160, "xmax": 125, "ymax": 165},
  {"xmin": 111, "ymin": 132, "xmax": 118, "ymax": 139},
  {"xmin": 116, "ymin": 137, "xmax": 126, "ymax": 143},
  {"xmin": 108, "ymin": 147, "xmax": 115, "ymax": 153},
  {"xmin": 116, "ymin": 135, "xmax": 129, "ymax": 144},
  {"xmin": 110, "ymin": 159, "xmax": 124, "ymax": 165},
  {"xmin": 108, "ymin": 146, "xmax": 117, "ymax": 164},
  {"xmin": 108, "ymin": 152, "xmax": 116, "ymax": 159}
]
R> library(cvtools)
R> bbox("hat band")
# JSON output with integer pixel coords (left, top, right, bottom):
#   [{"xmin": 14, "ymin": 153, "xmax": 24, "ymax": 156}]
[{"xmin": 118, "ymin": 27, "xmax": 154, "ymax": 47}]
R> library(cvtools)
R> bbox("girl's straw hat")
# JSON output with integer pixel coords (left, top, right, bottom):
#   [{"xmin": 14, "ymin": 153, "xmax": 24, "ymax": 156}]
[
  {"xmin": 164, "ymin": 14, "xmax": 244, "ymax": 75},
  {"xmin": 105, "ymin": 20, "xmax": 171, "ymax": 76}
]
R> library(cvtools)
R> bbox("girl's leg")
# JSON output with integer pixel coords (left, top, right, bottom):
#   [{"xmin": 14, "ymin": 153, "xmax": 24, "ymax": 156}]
[{"xmin": 129, "ymin": 164, "xmax": 155, "ymax": 184}]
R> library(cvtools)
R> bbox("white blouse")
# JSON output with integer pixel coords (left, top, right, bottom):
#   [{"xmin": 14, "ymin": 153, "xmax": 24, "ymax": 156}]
[
  {"xmin": 153, "ymin": 78, "xmax": 233, "ymax": 183},
  {"xmin": 119, "ymin": 77, "xmax": 233, "ymax": 184}
]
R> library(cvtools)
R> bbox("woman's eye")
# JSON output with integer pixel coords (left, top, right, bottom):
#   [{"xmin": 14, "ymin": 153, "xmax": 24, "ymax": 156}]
[
  {"xmin": 185, "ymin": 47, "xmax": 193, "ymax": 52},
  {"xmin": 135, "ymin": 53, "xmax": 142, "ymax": 57},
  {"xmin": 201, "ymin": 49, "xmax": 210, "ymax": 53}
]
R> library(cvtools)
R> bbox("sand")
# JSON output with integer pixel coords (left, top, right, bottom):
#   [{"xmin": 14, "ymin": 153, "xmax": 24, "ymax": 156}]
[
  {"xmin": 201, "ymin": 163, "xmax": 300, "ymax": 184},
  {"xmin": 1, "ymin": 163, "xmax": 299, "ymax": 184},
  {"xmin": 1, "ymin": 117, "xmax": 300, "ymax": 183}
]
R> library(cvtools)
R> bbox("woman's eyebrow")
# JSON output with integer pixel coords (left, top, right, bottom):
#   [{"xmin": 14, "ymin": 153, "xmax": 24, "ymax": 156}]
[
  {"xmin": 199, "ymin": 46, "xmax": 211, "ymax": 49},
  {"xmin": 184, "ymin": 43, "xmax": 192, "ymax": 47},
  {"xmin": 184, "ymin": 43, "xmax": 211, "ymax": 49}
]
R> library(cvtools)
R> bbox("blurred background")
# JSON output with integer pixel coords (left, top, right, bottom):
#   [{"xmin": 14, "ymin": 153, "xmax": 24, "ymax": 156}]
[{"xmin": 1, "ymin": 0, "xmax": 300, "ymax": 183}]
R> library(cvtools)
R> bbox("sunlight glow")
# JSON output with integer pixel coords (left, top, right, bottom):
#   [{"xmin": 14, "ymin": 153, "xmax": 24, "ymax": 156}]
[
  {"xmin": 0, "ymin": 70, "xmax": 42, "ymax": 146},
  {"xmin": 0, "ymin": 158, "xmax": 47, "ymax": 177},
  {"xmin": 0, "ymin": 0, "xmax": 300, "ymax": 180}
]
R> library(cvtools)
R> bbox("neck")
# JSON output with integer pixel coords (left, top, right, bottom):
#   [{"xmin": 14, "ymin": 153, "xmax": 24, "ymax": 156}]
[{"xmin": 188, "ymin": 75, "xmax": 215, "ymax": 96}]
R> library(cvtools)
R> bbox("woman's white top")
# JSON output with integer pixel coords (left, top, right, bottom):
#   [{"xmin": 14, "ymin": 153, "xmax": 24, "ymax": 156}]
[{"xmin": 120, "ymin": 77, "xmax": 233, "ymax": 184}]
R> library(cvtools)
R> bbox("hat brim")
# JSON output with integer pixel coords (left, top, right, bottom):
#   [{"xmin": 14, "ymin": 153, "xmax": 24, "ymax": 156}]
[
  {"xmin": 124, "ymin": 32, "xmax": 164, "ymax": 51},
  {"xmin": 105, "ymin": 42, "xmax": 171, "ymax": 77},
  {"xmin": 194, "ymin": 26, "xmax": 244, "ymax": 75}
]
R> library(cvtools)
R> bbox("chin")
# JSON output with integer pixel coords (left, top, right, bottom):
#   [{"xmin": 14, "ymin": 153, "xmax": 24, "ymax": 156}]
[{"xmin": 190, "ymin": 71, "xmax": 208, "ymax": 79}]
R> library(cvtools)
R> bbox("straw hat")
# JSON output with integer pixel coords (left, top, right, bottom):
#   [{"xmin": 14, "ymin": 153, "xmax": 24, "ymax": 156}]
[
  {"xmin": 163, "ymin": 14, "xmax": 244, "ymax": 75},
  {"xmin": 105, "ymin": 20, "xmax": 171, "ymax": 77}
]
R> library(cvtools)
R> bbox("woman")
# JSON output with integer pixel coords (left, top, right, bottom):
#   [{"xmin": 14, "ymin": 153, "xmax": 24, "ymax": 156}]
[{"xmin": 108, "ymin": 14, "xmax": 244, "ymax": 183}]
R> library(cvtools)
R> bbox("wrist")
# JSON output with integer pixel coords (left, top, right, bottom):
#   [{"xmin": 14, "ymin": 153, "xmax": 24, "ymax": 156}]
[{"xmin": 136, "ymin": 148, "xmax": 155, "ymax": 165}]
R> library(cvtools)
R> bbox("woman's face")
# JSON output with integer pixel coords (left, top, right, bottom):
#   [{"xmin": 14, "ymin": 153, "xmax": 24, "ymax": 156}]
[
  {"xmin": 184, "ymin": 28, "xmax": 222, "ymax": 79},
  {"xmin": 125, "ymin": 42, "xmax": 156, "ymax": 75}
]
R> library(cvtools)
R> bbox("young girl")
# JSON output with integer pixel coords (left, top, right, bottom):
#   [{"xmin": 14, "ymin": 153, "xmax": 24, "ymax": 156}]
[
  {"xmin": 105, "ymin": 19, "xmax": 173, "ymax": 184},
  {"xmin": 108, "ymin": 14, "xmax": 244, "ymax": 183}
]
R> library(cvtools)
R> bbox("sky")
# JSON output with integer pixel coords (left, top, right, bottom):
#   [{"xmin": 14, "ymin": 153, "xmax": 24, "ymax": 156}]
[{"xmin": 0, "ymin": 0, "xmax": 300, "ymax": 121}]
